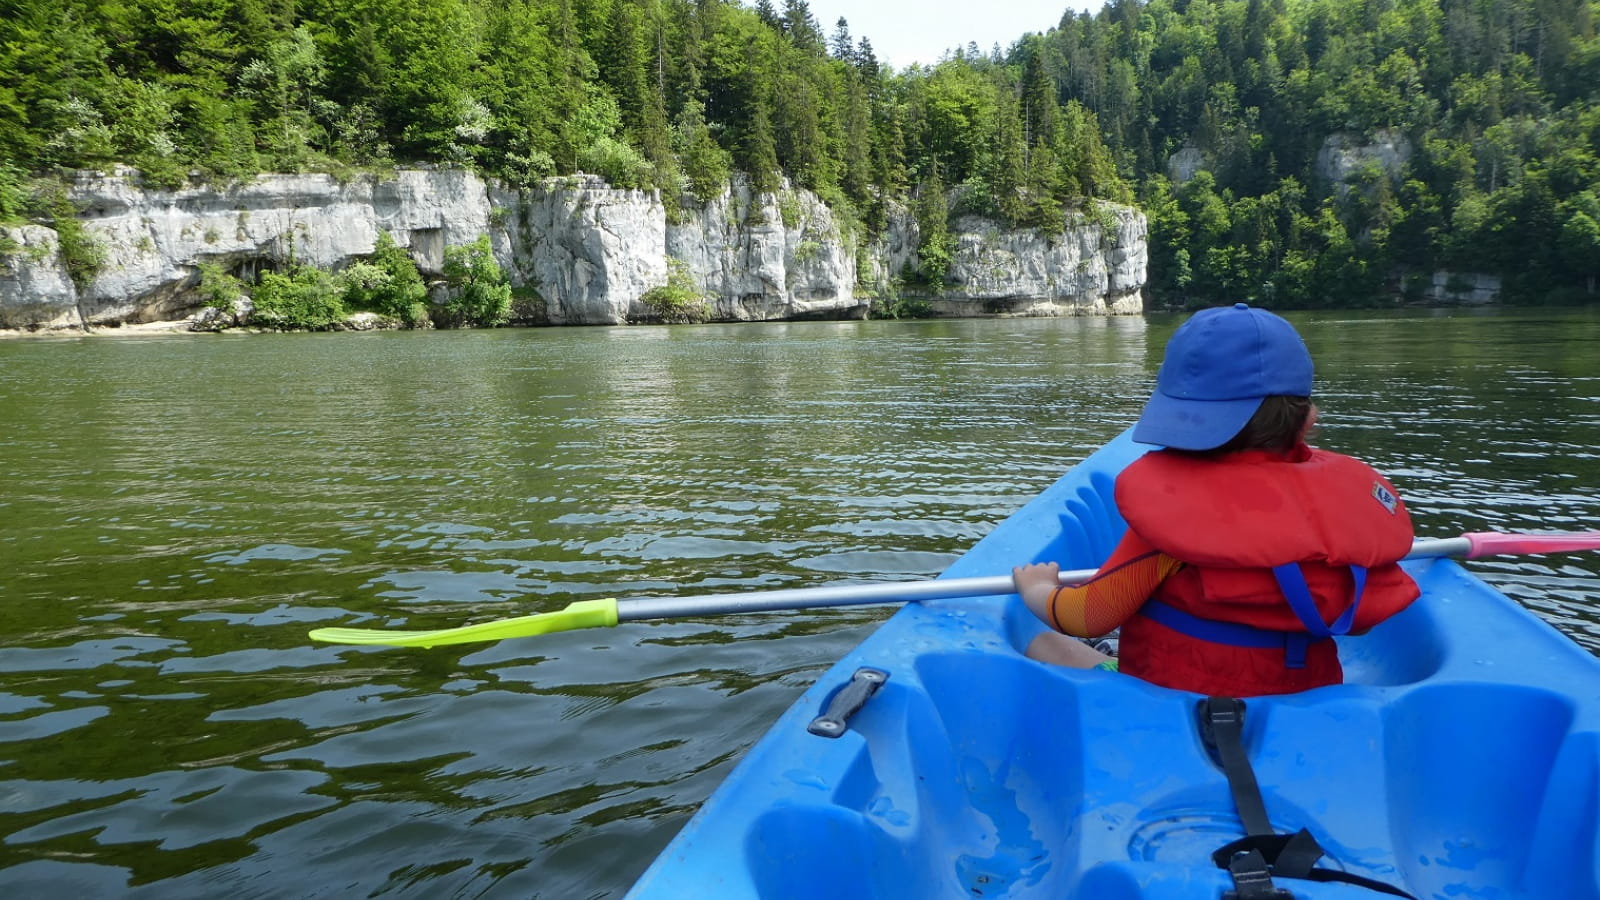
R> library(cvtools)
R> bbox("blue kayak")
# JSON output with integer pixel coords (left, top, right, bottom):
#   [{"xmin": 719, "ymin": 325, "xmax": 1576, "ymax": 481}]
[{"xmin": 627, "ymin": 430, "xmax": 1600, "ymax": 899}]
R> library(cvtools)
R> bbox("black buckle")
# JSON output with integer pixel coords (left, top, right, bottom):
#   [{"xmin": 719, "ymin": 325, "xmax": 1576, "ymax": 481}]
[
  {"xmin": 1221, "ymin": 848, "xmax": 1294, "ymax": 900},
  {"xmin": 1211, "ymin": 830, "xmax": 1325, "ymax": 879}
]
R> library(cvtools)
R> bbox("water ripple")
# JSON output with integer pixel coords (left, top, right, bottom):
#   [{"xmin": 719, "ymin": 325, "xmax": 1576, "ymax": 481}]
[{"xmin": 2, "ymin": 312, "xmax": 1599, "ymax": 897}]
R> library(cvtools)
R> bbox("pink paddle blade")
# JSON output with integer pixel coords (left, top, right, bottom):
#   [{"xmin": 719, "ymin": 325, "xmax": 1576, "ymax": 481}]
[{"xmin": 1463, "ymin": 531, "xmax": 1600, "ymax": 559}]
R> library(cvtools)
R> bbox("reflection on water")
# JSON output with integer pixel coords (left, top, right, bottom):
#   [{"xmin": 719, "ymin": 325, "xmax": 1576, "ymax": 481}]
[{"xmin": 1, "ymin": 310, "xmax": 1598, "ymax": 897}]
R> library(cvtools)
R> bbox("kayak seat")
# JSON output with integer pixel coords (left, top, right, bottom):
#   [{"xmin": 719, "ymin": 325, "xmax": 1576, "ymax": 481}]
[
  {"xmin": 1073, "ymin": 860, "xmax": 1272, "ymax": 899},
  {"xmin": 743, "ymin": 649, "xmax": 1089, "ymax": 898},
  {"xmin": 745, "ymin": 804, "xmax": 906, "ymax": 898},
  {"xmin": 1054, "ymin": 683, "xmax": 1599, "ymax": 900},
  {"xmin": 1332, "ymin": 588, "xmax": 1446, "ymax": 686},
  {"xmin": 1158, "ymin": 686, "xmax": 1596, "ymax": 900},
  {"xmin": 1376, "ymin": 683, "xmax": 1597, "ymax": 900}
]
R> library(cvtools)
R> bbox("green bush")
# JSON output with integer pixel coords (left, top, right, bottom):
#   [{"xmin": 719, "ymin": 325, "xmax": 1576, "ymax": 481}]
[
  {"xmin": 867, "ymin": 277, "xmax": 930, "ymax": 319},
  {"xmin": 197, "ymin": 262, "xmax": 244, "ymax": 310},
  {"xmin": 578, "ymin": 136, "xmax": 652, "ymax": 190},
  {"xmin": 47, "ymin": 193, "xmax": 106, "ymax": 291},
  {"xmin": 913, "ymin": 173, "xmax": 954, "ymax": 288},
  {"xmin": 500, "ymin": 149, "xmax": 557, "ymax": 188},
  {"xmin": 343, "ymin": 232, "xmax": 428, "ymax": 324},
  {"xmin": 252, "ymin": 264, "xmax": 346, "ymax": 329},
  {"xmin": 639, "ymin": 258, "xmax": 710, "ymax": 323},
  {"xmin": 0, "ymin": 164, "xmax": 28, "ymax": 224},
  {"xmin": 441, "ymin": 235, "xmax": 511, "ymax": 327}
]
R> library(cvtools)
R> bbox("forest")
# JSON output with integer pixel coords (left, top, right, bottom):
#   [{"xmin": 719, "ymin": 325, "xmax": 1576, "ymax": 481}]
[{"xmin": 1, "ymin": 0, "xmax": 1597, "ymax": 307}]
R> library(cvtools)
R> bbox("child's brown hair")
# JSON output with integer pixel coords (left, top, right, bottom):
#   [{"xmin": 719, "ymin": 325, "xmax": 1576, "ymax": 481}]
[{"xmin": 1207, "ymin": 396, "xmax": 1314, "ymax": 454}]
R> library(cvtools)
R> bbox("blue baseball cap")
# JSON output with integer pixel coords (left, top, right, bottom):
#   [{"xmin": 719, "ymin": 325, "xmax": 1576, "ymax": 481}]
[{"xmin": 1132, "ymin": 303, "xmax": 1313, "ymax": 450}]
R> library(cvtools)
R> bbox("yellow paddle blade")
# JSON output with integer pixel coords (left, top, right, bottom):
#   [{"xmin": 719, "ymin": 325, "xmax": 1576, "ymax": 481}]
[{"xmin": 308, "ymin": 598, "xmax": 619, "ymax": 648}]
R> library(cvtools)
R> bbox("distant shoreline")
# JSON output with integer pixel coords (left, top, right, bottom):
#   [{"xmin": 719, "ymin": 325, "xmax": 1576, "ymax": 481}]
[{"xmin": 0, "ymin": 320, "xmax": 201, "ymax": 339}]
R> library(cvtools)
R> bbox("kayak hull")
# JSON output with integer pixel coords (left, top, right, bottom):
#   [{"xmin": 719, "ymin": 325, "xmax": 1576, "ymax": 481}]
[{"xmin": 629, "ymin": 430, "xmax": 1600, "ymax": 899}]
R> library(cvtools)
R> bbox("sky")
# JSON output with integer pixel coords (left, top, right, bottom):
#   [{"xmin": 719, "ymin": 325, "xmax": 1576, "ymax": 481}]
[{"xmin": 795, "ymin": 1, "xmax": 1105, "ymax": 70}]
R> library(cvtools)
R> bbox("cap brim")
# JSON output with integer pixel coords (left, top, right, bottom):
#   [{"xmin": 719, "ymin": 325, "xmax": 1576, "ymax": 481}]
[{"xmin": 1131, "ymin": 391, "xmax": 1265, "ymax": 451}]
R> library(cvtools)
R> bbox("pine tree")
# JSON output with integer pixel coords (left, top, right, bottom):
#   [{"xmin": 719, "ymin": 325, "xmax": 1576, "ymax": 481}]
[
  {"xmin": 856, "ymin": 37, "xmax": 880, "ymax": 81},
  {"xmin": 754, "ymin": 0, "xmax": 778, "ymax": 29},
  {"xmin": 915, "ymin": 163, "xmax": 953, "ymax": 286},
  {"xmin": 739, "ymin": 36, "xmax": 782, "ymax": 196},
  {"xmin": 550, "ymin": 0, "xmax": 594, "ymax": 172},
  {"xmin": 781, "ymin": 0, "xmax": 822, "ymax": 52},
  {"xmin": 675, "ymin": 97, "xmax": 730, "ymax": 200},
  {"xmin": 772, "ymin": 44, "xmax": 829, "ymax": 190},
  {"xmin": 990, "ymin": 89, "xmax": 1029, "ymax": 225},
  {"xmin": 830, "ymin": 17, "xmax": 854, "ymax": 62},
  {"xmin": 841, "ymin": 73, "xmax": 873, "ymax": 205}
]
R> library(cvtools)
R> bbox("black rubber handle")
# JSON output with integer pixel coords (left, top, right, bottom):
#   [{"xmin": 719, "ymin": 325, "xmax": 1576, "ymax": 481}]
[{"xmin": 806, "ymin": 667, "xmax": 889, "ymax": 738}]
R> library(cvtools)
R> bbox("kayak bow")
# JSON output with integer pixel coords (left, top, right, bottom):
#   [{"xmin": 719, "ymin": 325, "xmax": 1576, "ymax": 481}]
[{"xmin": 624, "ymin": 429, "xmax": 1600, "ymax": 900}]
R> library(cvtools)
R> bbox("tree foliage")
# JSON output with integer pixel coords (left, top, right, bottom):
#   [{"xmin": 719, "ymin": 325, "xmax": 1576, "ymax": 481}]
[
  {"xmin": 342, "ymin": 232, "xmax": 429, "ymax": 324},
  {"xmin": 1058, "ymin": 0, "xmax": 1600, "ymax": 305},
  {"xmin": 441, "ymin": 235, "xmax": 512, "ymax": 327},
  {"xmin": 0, "ymin": 0, "xmax": 1126, "ymax": 241},
  {"xmin": 0, "ymin": 0, "xmax": 1595, "ymax": 306}
]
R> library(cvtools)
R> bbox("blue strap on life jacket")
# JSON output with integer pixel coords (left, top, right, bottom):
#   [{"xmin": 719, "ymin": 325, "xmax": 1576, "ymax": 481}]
[
  {"xmin": 1140, "ymin": 599, "xmax": 1294, "ymax": 648},
  {"xmin": 1272, "ymin": 562, "xmax": 1365, "ymax": 640},
  {"xmin": 1141, "ymin": 563, "xmax": 1370, "ymax": 669}
]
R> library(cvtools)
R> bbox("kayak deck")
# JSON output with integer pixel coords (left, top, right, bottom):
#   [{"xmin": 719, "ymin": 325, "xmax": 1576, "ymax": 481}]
[{"xmin": 629, "ymin": 431, "xmax": 1600, "ymax": 899}]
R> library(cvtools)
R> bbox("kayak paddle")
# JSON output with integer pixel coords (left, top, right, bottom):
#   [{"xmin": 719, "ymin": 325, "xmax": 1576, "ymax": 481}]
[{"xmin": 306, "ymin": 530, "xmax": 1600, "ymax": 649}]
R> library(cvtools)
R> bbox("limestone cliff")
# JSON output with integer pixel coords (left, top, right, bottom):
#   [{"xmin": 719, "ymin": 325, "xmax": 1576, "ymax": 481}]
[
  {"xmin": 931, "ymin": 208, "xmax": 1146, "ymax": 317},
  {"xmin": 0, "ymin": 168, "xmax": 1147, "ymax": 331}
]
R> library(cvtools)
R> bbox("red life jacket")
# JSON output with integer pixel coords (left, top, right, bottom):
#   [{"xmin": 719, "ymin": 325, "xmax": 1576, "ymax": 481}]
[{"xmin": 1113, "ymin": 444, "xmax": 1420, "ymax": 696}]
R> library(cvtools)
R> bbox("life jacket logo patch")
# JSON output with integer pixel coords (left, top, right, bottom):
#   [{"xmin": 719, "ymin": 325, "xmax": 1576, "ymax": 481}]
[{"xmin": 1372, "ymin": 482, "xmax": 1399, "ymax": 514}]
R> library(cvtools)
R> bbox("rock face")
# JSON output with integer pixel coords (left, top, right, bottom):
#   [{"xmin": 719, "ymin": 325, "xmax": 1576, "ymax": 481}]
[
  {"xmin": 1164, "ymin": 131, "xmax": 1415, "ymax": 191},
  {"xmin": 1316, "ymin": 129, "xmax": 1413, "ymax": 186},
  {"xmin": 668, "ymin": 179, "xmax": 859, "ymax": 322},
  {"xmin": 0, "ymin": 168, "xmax": 1149, "ymax": 331},
  {"xmin": 0, "ymin": 225, "xmax": 76, "ymax": 324},
  {"xmin": 1166, "ymin": 146, "xmax": 1208, "ymax": 185},
  {"xmin": 1416, "ymin": 270, "xmax": 1503, "ymax": 305},
  {"xmin": 491, "ymin": 176, "xmax": 667, "ymax": 325},
  {"xmin": 933, "ymin": 206, "xmax": 1147, "ymax": 316}
]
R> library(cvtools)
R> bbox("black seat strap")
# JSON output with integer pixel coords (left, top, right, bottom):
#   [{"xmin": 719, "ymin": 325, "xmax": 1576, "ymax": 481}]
[
  {"xmin": 1198, "ymin": 697, "xmax": 1275, "ymax": 836},
  {"xmin": 1198, "ymin": 697, "xmax": 1419, "ymax": 900}
]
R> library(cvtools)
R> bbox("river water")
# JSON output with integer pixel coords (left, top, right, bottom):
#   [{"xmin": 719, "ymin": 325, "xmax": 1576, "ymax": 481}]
[{"xmin": 2, "ymin": 309, "xmax": 1599, "ymax": 898}]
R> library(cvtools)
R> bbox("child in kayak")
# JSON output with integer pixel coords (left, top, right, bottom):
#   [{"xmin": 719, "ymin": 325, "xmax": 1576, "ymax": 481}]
[{"xmin": 1012, "ymin": 303, "xmax": 1420, "ymax": 696}]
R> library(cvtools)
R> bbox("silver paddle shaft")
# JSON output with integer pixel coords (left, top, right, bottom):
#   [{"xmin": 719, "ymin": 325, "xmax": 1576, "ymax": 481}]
[{"xmin": 616, "ymin": 536, "xmax": 1471, "ymax": 622}]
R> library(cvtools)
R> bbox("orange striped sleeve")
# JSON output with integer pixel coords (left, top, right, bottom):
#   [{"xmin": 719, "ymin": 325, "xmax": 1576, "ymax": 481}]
[{"xmin": 1047, "ymin": 533, "xmax": 1183, "ymax": 638}]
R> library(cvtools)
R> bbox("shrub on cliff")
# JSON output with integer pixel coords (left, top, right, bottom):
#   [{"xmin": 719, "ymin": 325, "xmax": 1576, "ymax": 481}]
[
  {"xmin": 866, "ymin": 278, "xmax": 930, "ymax": 319},
  {"xmin": 44, "ymin": 190, "xmax": 104, "ymax": 290},
  {"xmin": 197, "ymin": 262, "xmax": 245, "ymax": 310},
  {"xmin": 579, "ymin": 136, "xmax": 652, "ymax": 190},
  {"xmin": 252, "ymin": 265, "xmax": 346, "ymax": 330},
  {"xmin": 0, "ymin": 165, "xmax": 27, "ymax": 224},
  {"xmin": 342, "ymin": 233, "xmax": 428, "ymax": 325},
  {"xmin": 639, "ymin": 259, "xmax": 710, "ymax": 324},
  {"xmin": 440, "ymin": 236, "xmax": 511, "ymax": 327}
]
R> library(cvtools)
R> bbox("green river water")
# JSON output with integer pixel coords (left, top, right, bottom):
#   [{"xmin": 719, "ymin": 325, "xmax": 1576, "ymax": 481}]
[{"xmin": 2, "ymin": 308, "xmax": 1599, "ymax": 898}]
